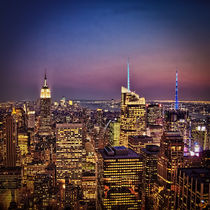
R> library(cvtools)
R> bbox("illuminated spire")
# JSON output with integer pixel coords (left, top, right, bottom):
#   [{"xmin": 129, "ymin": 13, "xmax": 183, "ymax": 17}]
[
  {"xmin": 127, "ymin": 58, "xmax": 130, "ymax": 91},
  {"xmin": 41, "ymin": 71, "xmax": 51, "ymax": 98},
  {"xmin": 44, "ymin": 70, "xmax": 47, "ymax": 87},
  {"xmin": 175, "ymin": 70, "xmax": 178, "ymax": 110}
]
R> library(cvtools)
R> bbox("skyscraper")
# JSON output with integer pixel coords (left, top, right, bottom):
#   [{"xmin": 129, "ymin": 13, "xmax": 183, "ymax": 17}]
[
  {"xmin": 120, "ymin": 87, "xmax": 146, "ymax": 147},
  {"xmin": 141, "ymin": 145, "xmax": 159, "ymax": 209},
  {"xmin": 109, "ymin": 119, "xmax": 120, "ymax": 146},
  {"xmin": 56, "ymin": 123, "xmax": 84, "ymax": 186},
  {"xmin": 27, "ymin": 110, "xmax": 35, "ymax": 129},
  {"xmin": 164, "ymin": 71, "xmax": 190, "ymax": 151},
  {"xmin": 128, "ymin": 135, "xmax": 153, "ymax": 154},
  {"xmin": 4, "ymin": 114, "xmax": 17, "ymax": 167},
  {"xmin": 120, "ymin": 60, "xmax": 146, "ymax": 147},
  {"xmin": 39, "ymin": 73, "xmax": 51, "ymax": 136},
  {"xmin": 98, "ymin": 146, "xmax": 143, "ymax": 209},
  {"xmin": 157, "ymin": 131, "xmax": 184, "ymax": 209},
  {"xmin": 146, "ymin": 103, "xmax": 163, "ymax": 126},
  {"xmin": 176, "ymin": 168, "xmax": 210, "ymax": 209}
]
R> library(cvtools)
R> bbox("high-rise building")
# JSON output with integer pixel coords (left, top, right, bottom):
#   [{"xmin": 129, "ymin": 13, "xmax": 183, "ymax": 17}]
[
  {"xmin": 18, "ymin": 132, "xmax": 28, "ymax": 156},
  {"xmin": 207, "ymin": 117, "xmax": 210, "ymax": 150},
  {"xmin": 98, "ymin": 146, "xmax": 143, "ymax": 209},
  {"xmin": 14, "ymin": 108, "xmax": 27, "ymax": 131},
  {"xmin": 148, "ymin": 124, "xmax": 163, "ymax": 146},
  {"xmin": 157, "ymin": 131, "xmax": 184, "ymax": 209},
  {"xmin": 146, "ymin": 103, "xmax": 163, "ymax": 126},
  {"xmin": 119, "ymin": 60, "xmax": 146, "ymax": 147},
  {"xmin": 4, "ymin": 114, "xmax": 17, "ymax": 167},
  {"xmin": 81, "ymin": 142, "xmax": 97, "ymax": 207},
  {"xmin": 109, "ymin": 119, "xmax": 120, "ymax": 146},
  {"xmin": 176, "ymin": 168, "xmax": 210, "ymax": 209},
  {"xmin": 33, "ymin": 173, "xmax": 53, "ymax": 209},
  {"xmin": 165, "ymin": 109, "xmax": 189, "ymax": 150},
  {"xmin": 141, "ymin": 145, "xmax": 159, "ymax": 209},
  {"xmin": 64, "ymin": 177, "xmax": 81, "ymax": 209},
  {"xmin": 191, "ymin": 125, "xmax": 208, "ymax": 151},
  {"xmin": 165, "ymin": 70, "xmax": 190, "ymax": 151},
  {"xmin": 120, "ymin": 86, "xmax": 146, "ymax": 147},
  {"xmin": 81, "ymin": 172, "xmax": 97, "ymax": 207},
  {"xmin": 39, "ymin": 73, "xmax": 51, "ymax": 135},
  {"xmin": 27, "ymin": 110, "xmax": 35, "ymax": 129},
  {"xmin": 175, "ymin": 70, "xmax": 179, "ymax": 110},
  {"xmin": 56, "ymin": 123, "xmax": 84, "ymax": 186},
  {"xmin": 128, "ymin": 135, "xmax": 153, "ymax": 154},
  {"xmin": 95, "ymin": 109, "xmax": 103, "ymax": 127}
]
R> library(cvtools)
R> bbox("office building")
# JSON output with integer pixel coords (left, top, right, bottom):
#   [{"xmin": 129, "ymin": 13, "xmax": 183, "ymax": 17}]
[
  {"xmin": 18, "ymin": 132, "xmax": 28, "ymax": 156},
  {"xmin": 120, "ymin": 60, "xmax": 146, "ymax": 147},
  {"xmin": 27, "ymin": 110, "xmax": 35, "ymax": 129},
  {"xmin": 147, "ymin": 103, "xmax": 163, "ymax": 126},
  {"xmin": 98, "ymin": 146, "xmax": 143, "ymax": 209},
  {"xmin": 128, "ymin": 135, "xmax": 153, "ymax": 154},
  {"xmin": 176, "ymin": 168, "xmax": 210, "ymax": 209},
  {"xmin": 120, "ymin": 87, "xmax": 146, "ymax": 147},
  {"xmin": 141, "ymin": 145, "xmax": 159, "ymax": 209},
  {"xmin": 4, "ymin": 114, "xmax": 17, "ymax": 167},
  {"xmin": 157, "ymin": 131, "xmax": 184, "ymax": 209},
  {"xmin": 33, "ymin": 173, "xmax": 53, "ymax": 209},
  {"xmin": 109, "ymin": 119, "xmax": 120, "ymax": 146},
  {"xmin": 148, "ymin": 124, "xmax": 163, "ymax": 146},
  {"xmin": 56, "ymin": 123, "xmax": 84, "ymax": 186},
  {"xmin": 191, "ymin": 125, "xmax": 208, "ymax": 150}
]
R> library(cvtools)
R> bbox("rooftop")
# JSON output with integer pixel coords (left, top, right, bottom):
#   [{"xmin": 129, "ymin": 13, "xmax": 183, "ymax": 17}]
[
  {"xmin": 179, "ymin": 167, "xmax": 210, "ymax": 183},
  {"xmin": 128, "ymin": 135, "xmax": 153, "ymax": 145},
  {"xmin": 56, "ymin": 123, "xmax": 83, "ymax": 129},
  {"xmin": 141, "ymin": 145, "xmax": 160, "ymax": 155},
  {"xmin": 99, "ymin": 146, "xmax": 141, "ymax": 160}
]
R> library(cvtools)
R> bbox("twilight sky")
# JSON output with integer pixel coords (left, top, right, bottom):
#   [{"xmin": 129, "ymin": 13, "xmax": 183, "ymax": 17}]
[{"xmin": 0, "ymin": 0, "xmax": 210, "ymax": 101}]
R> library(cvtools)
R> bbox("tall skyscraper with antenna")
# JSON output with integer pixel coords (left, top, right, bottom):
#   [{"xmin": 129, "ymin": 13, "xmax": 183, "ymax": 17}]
[
  {"xmin": 165, "ymin": 70, "xmax": 190, "ymax": 154},
  {"xmin": 119, "ymin": 59, "xmax": 146, "ymax": 147},
  {"xmin": 39, "ymin": 73, "xmax": 52, "ymax": 136},
  {"xmin": 175, "ymin": 70, "xmax": 178, "ymax": 110}
]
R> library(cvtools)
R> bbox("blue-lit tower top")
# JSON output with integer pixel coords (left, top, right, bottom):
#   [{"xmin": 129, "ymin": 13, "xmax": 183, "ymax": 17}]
[
  {"xmin": 175, "ymin": 70, "xmax": 178, "ymax": 110},
  {"xmin": 127, "ymin": 58, "xmax": 130, "ymax": 91}
]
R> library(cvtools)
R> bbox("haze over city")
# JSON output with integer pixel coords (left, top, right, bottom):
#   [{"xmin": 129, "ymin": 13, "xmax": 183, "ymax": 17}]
[{"xmin": 0, "ymin": 0, "xmax": 210, "ymax": 101}]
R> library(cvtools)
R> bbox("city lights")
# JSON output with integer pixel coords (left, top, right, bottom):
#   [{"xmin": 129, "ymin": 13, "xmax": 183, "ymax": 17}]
[{"xmin": 0, "ymin": 1, "xmax": 209, "ymax": 209}]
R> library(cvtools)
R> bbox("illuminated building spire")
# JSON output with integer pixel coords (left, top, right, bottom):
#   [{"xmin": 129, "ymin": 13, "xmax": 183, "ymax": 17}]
[
  {"xmin": 44, "ymin": 71, "xmax": 47, "ymax": 87},
  {"xmin": 127, "ymin": 58, "xmax": 130, "ymax": 91},
  {"xmin": 40, "ymin": 71, "xmax": 51, "ymax": 99},
  {"xmin": 175, "ymin": 70, "xmax": 178, "ymax": 110}
]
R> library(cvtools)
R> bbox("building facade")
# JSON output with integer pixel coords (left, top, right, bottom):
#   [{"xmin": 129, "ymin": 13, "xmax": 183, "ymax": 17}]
[
  {"xmin": 98, "ymin": 146, "xmax": 143, "ymax": 209},
  {"xmin": 4, "ymin": 114, "xmax": 17, "ymax": 167},
  {"xmin": 176, "ymin": 168, "xmax": 210, "ymax": 209},
  {"xmin": 141, "ymin": 145, "xmax": 159, "ymax": 209},
  {"xmin": 157, "ymin": 131, "xmax": 184, "ymax": 209},
  {"xmin": 56, "ymin": 123, "xmax": 84, "ymax": 186},
  {"xmin": 120, "ymin": 86, "xmax": 146, "ymax": 147}
]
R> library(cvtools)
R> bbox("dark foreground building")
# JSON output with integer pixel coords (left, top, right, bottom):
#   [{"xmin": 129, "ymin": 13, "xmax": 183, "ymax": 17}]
[{"xmin": 176, "ymin": 168, "xmax": 210, "ymax": 209}]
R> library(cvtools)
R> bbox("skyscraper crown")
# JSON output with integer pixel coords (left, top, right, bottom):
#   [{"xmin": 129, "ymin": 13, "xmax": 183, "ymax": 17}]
[{"xmin": 40, "ymin": 72, "xmax": 51, "ymax": 98}]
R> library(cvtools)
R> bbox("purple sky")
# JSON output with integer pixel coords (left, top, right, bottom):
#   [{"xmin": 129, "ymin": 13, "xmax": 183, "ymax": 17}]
[{"xmin": 0, "ymin": 0, "xmax": 210, "ymax": 101}]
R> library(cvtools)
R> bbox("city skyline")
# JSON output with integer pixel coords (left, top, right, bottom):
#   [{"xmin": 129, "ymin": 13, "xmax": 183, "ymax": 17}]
[{"xmin": 0, "ymin": 0, "xmax": 210, "ymax": 101}]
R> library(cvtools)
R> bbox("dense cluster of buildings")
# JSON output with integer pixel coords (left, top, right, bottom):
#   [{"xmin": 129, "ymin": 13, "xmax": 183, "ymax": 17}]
[{"xmin": 0, "ymin": 68, "xmax": 209, "ymax": 210}]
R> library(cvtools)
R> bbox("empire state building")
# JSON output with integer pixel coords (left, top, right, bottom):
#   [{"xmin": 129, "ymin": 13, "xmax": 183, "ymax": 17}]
[{"xmin": 39, "ymin": 73, "xmax": 52, "ymax": 135}]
